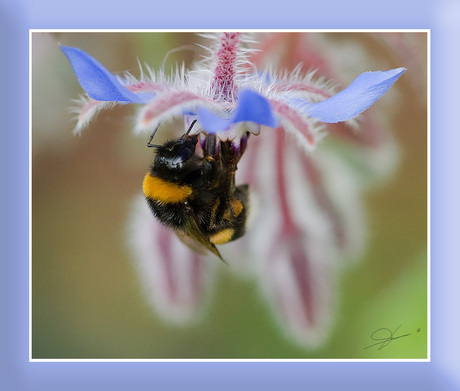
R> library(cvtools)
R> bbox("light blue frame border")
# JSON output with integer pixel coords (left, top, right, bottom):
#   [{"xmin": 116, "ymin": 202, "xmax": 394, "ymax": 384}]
[{"xmin": 3, "ymin": 0, "xmax": 458, "ymax": 389}]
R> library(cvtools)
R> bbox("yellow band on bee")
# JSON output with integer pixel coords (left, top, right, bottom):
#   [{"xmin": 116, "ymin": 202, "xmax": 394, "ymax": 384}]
[
  {"xmin": 209, "ymin": 228, "xmax": 235, "ymax": 245},
  {"xmin": 143, "ymin": 173, "xmax": 192, "ymax": 204}
]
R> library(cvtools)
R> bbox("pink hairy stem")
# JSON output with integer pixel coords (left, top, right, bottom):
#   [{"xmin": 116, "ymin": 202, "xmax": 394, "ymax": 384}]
[
  {"xmin": 274, "ymin": 129, "xmax": 315, "ymax": 325},
  {"xmin": 211, "ymin": 32, "xmax": 242, "ymax": 102}
]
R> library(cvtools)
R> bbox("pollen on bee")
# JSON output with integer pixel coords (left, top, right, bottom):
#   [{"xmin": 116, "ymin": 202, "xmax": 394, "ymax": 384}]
[
  {"xmin": 223, "ymin": 199, "xmax": 244, "ymax": 221},
  {"xmin": 143, "ymin": 173, "xmax": 192, "ymax": 204},
  {"xmin": 230, "ymin": 199, "xmax": 244, "ymax": 217},
  {"xmin": 209, "ymin": 228, "xmax": 235, "ymax": 245}
]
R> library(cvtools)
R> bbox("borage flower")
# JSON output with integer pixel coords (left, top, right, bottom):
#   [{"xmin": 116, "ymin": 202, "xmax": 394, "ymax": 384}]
[{"xmin": 61, "ymin": 33, "xmax": 405, "ymax": 347}]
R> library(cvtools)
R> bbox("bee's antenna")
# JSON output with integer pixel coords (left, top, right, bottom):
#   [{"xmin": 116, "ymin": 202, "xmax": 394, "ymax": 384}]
[
  {"xmin": 147, "ymin": 123, "xmax": 162, "ymax": 148},
  {"xmin": 178, "ymin": 119, "xmax": 198, "ymax": 141},
  {"xmin": 148, "ymin": 120, "xmax": 198, "ymax": 147}
]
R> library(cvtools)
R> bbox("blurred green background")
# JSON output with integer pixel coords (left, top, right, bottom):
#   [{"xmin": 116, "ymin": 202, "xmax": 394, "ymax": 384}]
[{"xmin": 31, "ymin": 32, "xmax": 427, "ymax": 359}]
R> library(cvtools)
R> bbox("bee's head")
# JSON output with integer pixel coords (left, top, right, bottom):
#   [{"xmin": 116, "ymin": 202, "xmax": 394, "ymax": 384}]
[
  {"xmin": 152, "ymin": 135, "xmax": 201, "ymax": 181},
  {"xmin": 154, "ymin": 135, "xmax": 198, "ymax": 169}
]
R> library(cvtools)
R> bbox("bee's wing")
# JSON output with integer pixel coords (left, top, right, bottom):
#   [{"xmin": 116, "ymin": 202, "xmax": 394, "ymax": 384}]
[{"xmin": 174, "ymin": 212, "xmax": 227, "ymax": 264}]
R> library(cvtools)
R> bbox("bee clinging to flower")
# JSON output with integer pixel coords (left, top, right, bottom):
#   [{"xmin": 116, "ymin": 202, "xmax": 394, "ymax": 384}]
[{"xmin": 142, "ymin": 120, "xmax": 250, "ymax": 263}]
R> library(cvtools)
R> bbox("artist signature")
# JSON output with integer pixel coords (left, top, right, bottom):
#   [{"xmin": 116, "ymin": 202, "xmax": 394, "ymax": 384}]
[{"xmin": 364, "ymin": 325, "xmax": 420, "ymax": 350}]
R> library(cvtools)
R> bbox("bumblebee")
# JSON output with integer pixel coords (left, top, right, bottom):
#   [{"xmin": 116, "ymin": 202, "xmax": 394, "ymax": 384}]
[{"xmin": 142, "ymin": 120, "xmax": 250, "ymax": 262}]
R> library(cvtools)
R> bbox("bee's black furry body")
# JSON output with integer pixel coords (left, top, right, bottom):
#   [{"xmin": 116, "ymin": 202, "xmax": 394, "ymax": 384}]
[{"xmin": 143, "ymin": 133, "xmax": 249, "ymax": 260}]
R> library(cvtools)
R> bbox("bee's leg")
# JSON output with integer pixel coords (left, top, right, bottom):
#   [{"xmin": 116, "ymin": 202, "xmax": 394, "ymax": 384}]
[
  {"xmin": 218, "ymin": 140, "xmax": 238, "ymax": 195},
  {"xmin": 201, "ymin": 133, "xmax": 222, "ymax": 188},
  {"xmin": 203, "ymin": 133, "xmax": 220, "ymax": 158}
]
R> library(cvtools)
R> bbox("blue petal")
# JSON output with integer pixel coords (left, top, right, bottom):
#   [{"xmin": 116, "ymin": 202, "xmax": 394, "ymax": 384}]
[
  {"xmin": 60, "ymin": 45, "xmax": 146, "ymax": 103},
  {"xmin": 197, "ymin": 90, "xmax": 278, "ymax": 133},
  {"xmin": 304, "ymin": 67, "xmax": 406, "ymax": 123},
  {"xmin": 231, "ymin": 90, "xmax": 278, "ymax": 128},
  {"xmin": 197, "ymin": 107, "xmax": 232, "ymax": 133}
]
